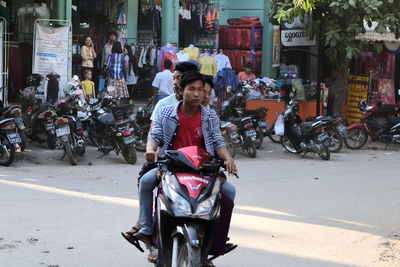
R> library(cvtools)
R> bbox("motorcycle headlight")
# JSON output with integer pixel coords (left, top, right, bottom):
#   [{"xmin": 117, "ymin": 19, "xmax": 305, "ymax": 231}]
[
  {"xmin": 163, "ymin": 173, "xmax": 192, "ymax": 215},
  {"xmin": 195, "ymin": 179, "xmax": 221, "ymax": 217}
]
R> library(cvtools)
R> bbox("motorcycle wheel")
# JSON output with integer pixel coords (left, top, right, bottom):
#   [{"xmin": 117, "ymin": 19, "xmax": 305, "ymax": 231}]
[
  {"xmin": 345, "ymin": 128, "xmax": 368, "ymax": 149},
  {"xmin": 255, "ymin": 128, "xmax": 264, "ymax": 149},
  {"xmin": 47, "ymin": 134, "xmax": 57, "ymax": 150},
  {"xmin": 316, "ymin": 143, "xmax": 330, "ymax": 160},
  {"xmin": 223, "ymin": 134, "xmax": 236, "ymax": 158},
  {"xmin": 121, "ymin": 143, "xmax": 137, "ymax": 164},
  {"xmin": 19, "ymin": 131, "xmax": 27, "ymax": 151},
  {"xmin": 176, "ymin": 237, "xmax": 202, "ymax": 267},
  {"xmin": 135, "ymin": 129, "xmax": 148, "ymax": 152},
  {"xmin": 281, "ymin": 135, "xmax": 302, "ymax": 154},
  {"xmin": 64, "ymin": 138, "xmax": 78, "ymax": 166},
  {"xmin": 325, "ymin": 127, "xmax": 343, "ymax": 153},
  {"xmin": 267, "ymin": 123, "xmax": 281, "ymax": 143},
  {"xmin": 0, "ymin": 136, "xmax": 15, "ymax": 166},
  {"xmin": 246, "ymin": 141, "xmax": 257, "ymax": 158}
]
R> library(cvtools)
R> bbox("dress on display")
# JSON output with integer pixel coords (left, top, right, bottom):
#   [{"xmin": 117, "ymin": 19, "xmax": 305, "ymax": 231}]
[
  {"xmin": 199, "ymin": 56, "xmax": 217, "ymax": 77},
  {"xmin": 158, "ymin": 45, "xmax": 178, "ymax": 71},
  {"xmin": 214, "ymin": 53, "xmax": 232, "ymax": 72},
  {"xmin": 161, "ymin": 52, "xmax": 178, "ymax": 72},
  {"xmin": 46, "ymin": 73, "xmax": 60, "ymax": 104},
  {"xmin": 183, "ymin": 46, "xmax": 200, "ymax": 62},
  {"xmin": 177, "ymin": 51, "xmax": 190, "ymax": 62}
]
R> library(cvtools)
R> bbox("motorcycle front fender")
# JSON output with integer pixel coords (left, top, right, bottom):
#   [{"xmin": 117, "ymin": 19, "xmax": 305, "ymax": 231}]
[{"xmin": 60, "ymin": 135, "xmax": 69, "ymax": 143}]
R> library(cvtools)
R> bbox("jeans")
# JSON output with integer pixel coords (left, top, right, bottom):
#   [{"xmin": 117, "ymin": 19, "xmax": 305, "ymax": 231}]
[
  {"xmin": 138, "ymin": 167, "xmax": 236, "ymax": 235},
  {"xmin": 156, "ymin": 94, "xmax": 168, "ymax": 103}
]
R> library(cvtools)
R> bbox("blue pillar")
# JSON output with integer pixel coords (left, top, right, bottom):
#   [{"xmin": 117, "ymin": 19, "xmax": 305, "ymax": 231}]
[
  {"xmin": 127, "ymin": 0, "xmax": 139, "ymax": 44},
  {"xmin": 162, "ymin": 0, "xmax": 179, "ymax": 46},
  {"xmin": 262, "ymin": 0, "xmax": 276, "ymax": 78}
]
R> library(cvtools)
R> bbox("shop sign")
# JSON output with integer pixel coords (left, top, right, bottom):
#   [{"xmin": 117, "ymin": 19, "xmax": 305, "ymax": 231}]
[
  {"xmin": 281, "ymin": 29, "xmax": 316, "ymax": 47},
  {"xmin": 33, "ymin": 24, "xmax": 71, "ymax": 101},
  {"xmin": 355, "ymin": 20, "xmax": 400, "ymax": 42},
  {"xmin": 273, "ymin": 26, "xmax": 281, "ymax": 67}
]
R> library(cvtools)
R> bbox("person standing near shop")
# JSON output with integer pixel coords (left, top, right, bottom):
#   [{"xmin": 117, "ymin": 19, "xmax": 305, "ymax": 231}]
[
  {"xmin": 237, "ymin": 62, "xmax": 256, "ymax": 80},
  {"xmin": 81, "ymin": 36, "xmax": 97, "ymax": 79},
  {"xmin": 102, "ymin": 32, "xmax": 117, "ymax": 70},
  {"xmin": 123, "ymin": 44, "xmax": 138, "ymax": 104},
  {"xmin": 104, "ymin": 41, "xmax": 129, "ymax": 100},
  {"xmin": 152, "ymin": 60, "xmax": 174, "ymax": 103}
]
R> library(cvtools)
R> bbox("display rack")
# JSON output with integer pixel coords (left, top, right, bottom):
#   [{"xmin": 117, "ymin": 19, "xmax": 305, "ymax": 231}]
[{"xmin": 251, "ymin": 25, "xmax": 263, "ymax": 73}]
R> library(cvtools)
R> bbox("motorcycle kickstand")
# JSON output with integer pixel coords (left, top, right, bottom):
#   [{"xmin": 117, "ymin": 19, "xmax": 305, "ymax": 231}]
[{"xmin": 59, "ymin": 152, "xmax": 66, "ymax": 161}]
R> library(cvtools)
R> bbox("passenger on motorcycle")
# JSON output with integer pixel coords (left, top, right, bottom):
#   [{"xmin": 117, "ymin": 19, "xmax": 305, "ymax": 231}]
[{"xmin": 125, "ymin": 71, "xmax": 237, "ymax": 266}]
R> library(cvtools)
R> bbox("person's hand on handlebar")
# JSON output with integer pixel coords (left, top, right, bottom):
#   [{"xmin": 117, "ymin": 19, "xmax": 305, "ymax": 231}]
[
  {"xmin": 145, "ymin": 151, "xmax": 158, "ymax": 162},
  {"xmin": 224, "ymin": 157, "xmax": 237, "ymax": 175}
]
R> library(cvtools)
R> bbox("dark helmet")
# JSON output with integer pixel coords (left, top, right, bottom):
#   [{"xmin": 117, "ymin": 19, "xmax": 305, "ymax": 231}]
[
  {"xmin": 358, "ymin": 100, "xmax": 367, "ymax": 112},
  {"xmin": 26, "ymin": 73, "xmax": 44, "ymax": 87}
]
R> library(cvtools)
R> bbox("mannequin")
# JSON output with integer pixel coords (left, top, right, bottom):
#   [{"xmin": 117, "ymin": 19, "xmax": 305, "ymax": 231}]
[
  {"xmin": 35, "ymin": 2, "xmax": 51, "ymax": 25},
  {"xmin": 18, "ymin": 4, "xmax": 35, "ymax": 34},
  {"xmin": 0, "ymin": 0, "xmax": 10, "ymax": 28},
  {"xmin": 183, "ymin": 44, "xmax": 200, "ymax": 62}
]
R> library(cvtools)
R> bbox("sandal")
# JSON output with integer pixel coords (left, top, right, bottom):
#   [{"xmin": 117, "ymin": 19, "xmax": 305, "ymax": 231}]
[
  {"xmin": 121, "ymin": 232, "xmax": 145, "ymax": 253},
  {"xmin": 147, "ymin": 252, "xmax": 158, "ymax": 263},
  {"xmin": 224, "ymin": 243, "xmax": 237, "ymax": 255},
  {"xmin": 125, "ymin": 226, "xmax": 140, "ymax": 236},
  {"xmin": 206, "ymin": 259, "xmax": 215, "ymax": 267}
]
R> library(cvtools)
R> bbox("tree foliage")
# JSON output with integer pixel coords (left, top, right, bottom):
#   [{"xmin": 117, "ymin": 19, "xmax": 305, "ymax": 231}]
[{"xmin": 269, "ymin": 0, "xmax": 400, "ymax": 69}]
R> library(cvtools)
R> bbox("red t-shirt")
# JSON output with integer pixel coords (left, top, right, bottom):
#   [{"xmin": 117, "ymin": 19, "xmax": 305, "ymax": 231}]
[{"xmin": 172, "ymin": 107, "xmax": 205, "ymax": 150}]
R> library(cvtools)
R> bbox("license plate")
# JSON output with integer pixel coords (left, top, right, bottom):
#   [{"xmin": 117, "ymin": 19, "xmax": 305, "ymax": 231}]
[
  {"xmin": 56, "ymin": 126, "xmax": 70, "ymax": 137},
  {"xmin": 7, "ymin": 133, "xmax": 21, "ymax": 144},
  {"xmin": 123, "ymin": 135, "xmax": 135, "ymax": 144},
  {"xmin": 317, "ymin": 132, "xmax": 329, "ymax": 142},
  {"xmin": 46, "ymin": 123, "xmax": 55, "ymax": 131},
  {"xmin": 337, "ymin": 124, "xmax": 347, "ymax": 135},
  {"xmin": 246, "ymin": 129, "xmax": 257, "ymax": 137}
]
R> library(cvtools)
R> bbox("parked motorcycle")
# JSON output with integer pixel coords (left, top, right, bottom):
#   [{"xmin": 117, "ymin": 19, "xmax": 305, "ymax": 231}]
[
  {"xmin": 306, "ymin": 116, "xmax": 345, "ymax": 153},
  {"xmin": 0, "ymin": 118, "xmax": 21, "ymax": 166},
  {"xmin": 131, "ymin": 100, "xmax": 152, "ymax": 152},
  {"xmin": 54, "ymin": 89, "xmax": 87, "ymax": 165},
  {"xmin": 345, "ymin": 100, "xmax": 400, "ymax": 149},
  {"xmin": 145, "ymin": 146, "xmax": 237, "ymax": 266},
  {"xmin": 0, "ymin": 103, "xmax": 27, "ymax": 151},
  {"xmin": 20, "ymin": 86, "xmax": 58, "ymax": 149},
  {"xmin": 86, "ymin": 96, "xmax": 137, "ymax": 164},
  {"xmin": 279, "ymin": 101, "xmax": 331, "ymax": 160},
  {"xmin": 221, "ymin": 121, "xmax": 238, "ymax": 158}
]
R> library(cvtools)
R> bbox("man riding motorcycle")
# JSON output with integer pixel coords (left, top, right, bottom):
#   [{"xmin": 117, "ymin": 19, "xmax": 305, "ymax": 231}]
[{"xmin": 124, "ymin": 71, "xmax": 237, "ymax": 266}]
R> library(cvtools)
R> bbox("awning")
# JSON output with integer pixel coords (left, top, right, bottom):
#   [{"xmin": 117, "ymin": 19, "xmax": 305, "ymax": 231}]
[{"xmin": 355, "ymin": 20, "xmax": 400, "ymax": 42}]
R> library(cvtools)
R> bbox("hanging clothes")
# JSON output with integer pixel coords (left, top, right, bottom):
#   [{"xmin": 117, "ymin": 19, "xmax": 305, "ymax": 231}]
[
  {"xmin": 189, "ymin": 60, "xmax": 200, "ymax": 71},
  {"xmin": 215, "ymin": 54, "xmax": 232, "ymax": 72},
  {"xmin": 213, "ymin": 68, "xmax": 240, "ymax": 99},
  {"xmin": 161, "ymin": 51, "xmax": 178, "ymax": 72},
  {"xmin": 46, "ymin": 73, "xmax": 60, "ymax": 104},
  {"xmin": 199, "ymin": 56, "xmax": 217, "ymax": 77},
  {"xmin": 183, "ymin": 46, "xmax": 200, "ymax": 62},
  {"xmin": 177, "ymin": 51, "xmax": 190, "ymax": 62},
  {"xmin": 158, "ymin": 45, "xmax": 178, "ymax": 72},
  {"xmin": 205, "ymin": 8, "xmax": 219, "ymax": 32}
]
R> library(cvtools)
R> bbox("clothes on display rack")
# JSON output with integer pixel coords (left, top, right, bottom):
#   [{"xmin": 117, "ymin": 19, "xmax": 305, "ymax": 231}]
[
  {"xmin": 199, "ymin": 55, "xmax": 217, "ymax": 77},
  {"xmin": 177, "ymin": 50, "xmax": 190, "ymax": 62},
  {"xmin": 0, "ymin": 1, "xmax": 10, "ymax": 28},
  {"xmin": 17, "ymin": 4, "xmax": 35, "ymax": 34},
  {"xmin": 46, "ymin": 72, "xmax": 60, "ymax": 104},
  {"xmin": 189, "ymin": 59, "xmax": 200, "ymax": 71},
  {"xmin": 161, "ymin": 51, "xmax": 178, "ymax": 72},
  {"xmin": 116, "ymin": 2, "xmax": 127, "ymax": 25},
  {"xmin": 34, "ymin": 3, "xmax": 51, "ymax": 25},
  {"xmin": 183, "ymin": 45, "xmax": 200, "ymax": 62},
  {"xmin": 205, "ymin": 8, "xmax": 219, "ymax": 32},
  {"xmin": 213, "ymin": 68, "xmax": 240, "ymax": 99},
  {"xmin": 214, "ymin": 53, "xmax": 232, "ymax": 72},
  {"xmin": 158, "ymin": 44, "xmax": 178, "ymax": 72}
]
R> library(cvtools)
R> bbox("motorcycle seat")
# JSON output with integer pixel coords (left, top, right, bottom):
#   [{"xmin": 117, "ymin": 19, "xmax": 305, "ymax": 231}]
[{"xmin": 300, "ymin": 121, "xmax": 321, "ymax": 132}]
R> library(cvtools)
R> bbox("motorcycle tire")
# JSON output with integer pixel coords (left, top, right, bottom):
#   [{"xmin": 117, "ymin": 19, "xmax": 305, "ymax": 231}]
[
  {"xmin": 255, "ymin": 128, "xmax": 264, "ymax": 149},
  {"xmin": 267, "ymin": 124, "xmax": 281, "ymax": 143},
  {"xmin": 0, "ymin": 136, "xmax": 16, "ymax": 166},
  {"xmin": 121, "ymin": 143, "xmax": 137, "ymax": 164},
  {"xmin": 316, "ymin": 143, "xmax": 330, "ymax": 161},
  {"xmin": 47, "ymin": 134, "xmax": 57, "ymax": 150},
  {"xmin": 223, "ymin": 134, "xmax": 236, "ymax": 158},
  {"xmin": 344, "ymin": 128, "xmax": 368, "ymax": 149},
  {"xmin": 176, "ymin": 237, "xmax": 202, "ymax": 267},
  {"xmin": 64, "ymin": 139, "xmax": 78, "ymax": 166},
  {"xmin": 325, "ymin": 127, "xmax": 343, "ymax": 153},
  {"xmin": 281, "ymin": 135, "xmax": 302, "ymax": 154},
  {"xmin": 19, "ymin": 131, "xmax": 27, "ymax": 151},
  {"xmin": 246, "ymin": 141, "xmax": 257, "ymax": 158}
]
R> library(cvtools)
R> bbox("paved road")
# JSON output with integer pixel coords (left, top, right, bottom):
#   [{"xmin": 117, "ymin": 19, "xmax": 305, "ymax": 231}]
[{"xmin": 1, "ymin": 140, "xmax": 400, "ymax": 267}]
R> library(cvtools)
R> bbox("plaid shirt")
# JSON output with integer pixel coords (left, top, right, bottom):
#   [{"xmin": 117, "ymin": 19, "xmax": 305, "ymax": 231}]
[
  {"xmin": 106, "ymin": 53, "xmax": 125, "ymax": 79},
  {"xmin": 150, "ymin": 102, "xmax": 225, "ymax": 156}
]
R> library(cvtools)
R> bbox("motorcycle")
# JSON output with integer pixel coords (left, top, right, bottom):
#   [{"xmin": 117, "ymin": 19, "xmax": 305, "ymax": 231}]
[
  {"xmin": 131, "ymin": 97, "xmax": 153, "ymax": 152},
  {"xmin": 220, "ymin": 121, "xmax": 239, "ymax": 158},
  {"xmin": 86, "ymin": 96, "xmax": 137, "ymax": 164},
  {"xmin": 20, "ymin": 86, "xmax": 58, "ymax": 149},
  {"xmin": 54, "ymin": 89, "xmax": 87, "ymax": 165},
  {"xmin": 345, "ymin": 100, "xmax": 400, "ymax": 149},
  {"xmin": 0, "ymin": 103, "xmax": 27, "ymax": 151},
  {"xmin": 279, "ymin": 100, "xmax": 331, "ymax": 160},
  {"xmin": 305, "ymin": 116, "xmax": 345, "ymax": 153},
  {"xmin": 143, "ymin": 146, "xmax": 237, "ymax": 266},
  {"xmin": 0, "ymin": 118, "xmax": 21, "ymax": 166}
]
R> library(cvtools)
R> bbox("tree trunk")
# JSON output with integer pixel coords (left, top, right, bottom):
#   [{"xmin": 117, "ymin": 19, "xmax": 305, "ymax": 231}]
[{"xmin": 333, "ymin": 58, "xmax": 349, "ymax": 120}]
